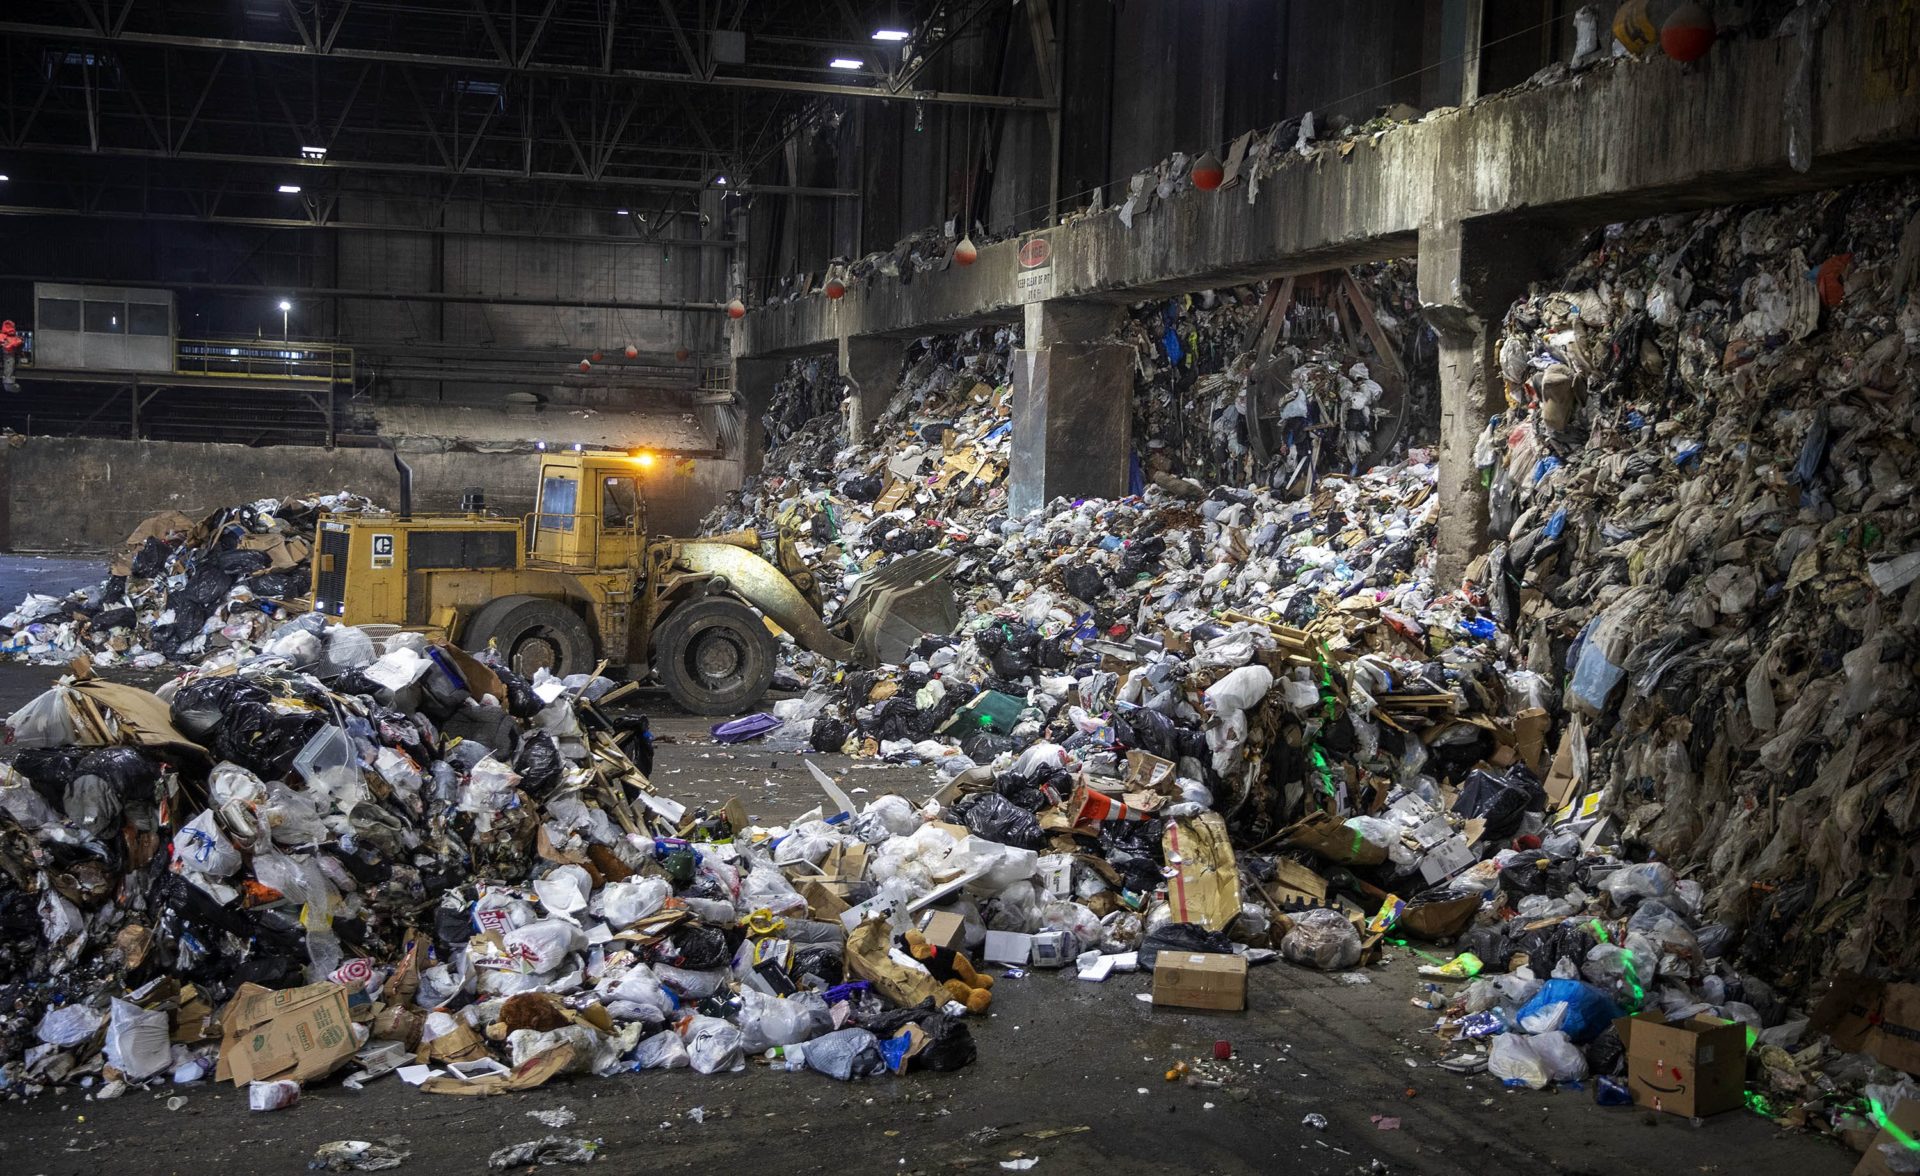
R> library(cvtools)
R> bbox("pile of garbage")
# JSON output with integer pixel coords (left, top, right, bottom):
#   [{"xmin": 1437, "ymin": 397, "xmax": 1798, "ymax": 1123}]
[
  {"xmin": 1477, "ymin": 175, "xmax": 1920, "ymax": 990},
  {"xmin": 0, "ymin": 619, "xmax": 982, "ymax": 1102},
  {"xmin": 0, "ymin": 493, "xmax": 373, "ymax": 668}
]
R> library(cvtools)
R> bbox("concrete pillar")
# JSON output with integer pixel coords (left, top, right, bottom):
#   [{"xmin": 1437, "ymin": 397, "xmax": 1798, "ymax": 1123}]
[
  {"xmin": 1418, "ymin": 219, "xmax": 1579, "ymax": 586},
  {"xmin": 733, "ymin": 356, "xmax": 785, "ymax": 476},
  {"xmin": 1010, "ymin": 299, "xmax": 1131, "ymax": 517},
  {"xmin": 838, "ymin": 335, "xmax": 906, "ymax": 441}
]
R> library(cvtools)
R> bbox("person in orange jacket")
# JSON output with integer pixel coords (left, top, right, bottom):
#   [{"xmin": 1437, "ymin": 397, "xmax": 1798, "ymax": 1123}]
[{"xmin": 0, "ymin": 320, "xmax": 21, "ymax": 392}]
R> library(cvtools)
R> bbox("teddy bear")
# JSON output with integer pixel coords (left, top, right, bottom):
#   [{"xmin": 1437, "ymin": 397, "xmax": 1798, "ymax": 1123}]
[{"xmin": 902, "ymin": 929, "xmax": 994, "ymax": 1014}]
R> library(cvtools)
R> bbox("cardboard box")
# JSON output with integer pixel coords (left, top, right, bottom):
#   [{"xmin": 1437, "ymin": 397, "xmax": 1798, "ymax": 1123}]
[
  {"xmin": 1613, "ymin": 1012, "xmax": 1748, "ymax": 1118},
  {"xmin": 1854, "ymin": 1098, "xmax": 1920, "ymax": 1176},
  {"xmin": 1512, "ymin": 708, "xmax": 1551, "ymax": 776},
  {"xmin": 217, "ymin": 982, "xmax": 357, "ymax": 1086},
  {"xmin": 1152, "ymin": 952, "xmax": 1248, "ymax": 1011},
  {"xmin": 1810, "ymin": 974, "xmax": 1920, "ymax": 1076},
  {"xmin": 1163, "ymin": 813, "xmax": 1239, "ymax": 932},
  {"xmin": 917, "ymin": 910, "xmax": 967, "ymax": 953},
  {"xmin": 983, "ymin": 930, "xmax": 1033, "ymax": 966}
]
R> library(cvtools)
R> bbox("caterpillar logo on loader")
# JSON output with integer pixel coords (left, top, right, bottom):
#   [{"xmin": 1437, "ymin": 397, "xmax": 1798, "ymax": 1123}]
[{"xmin": 309, "ymin": 451, "xmax": 956, "ymax": 714}]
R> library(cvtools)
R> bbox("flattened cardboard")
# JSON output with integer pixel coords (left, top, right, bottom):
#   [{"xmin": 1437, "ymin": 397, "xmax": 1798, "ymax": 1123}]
[
  {"xmin": 217, "ymin": 982, "xmax": 356, "ymax": 1086},
  {"xmin": 846, "ymin": 918, "xmax": 947, "ymax": 1008},
  {"xmin": 1151, "ymin": 952, "xmax": 1247, "ymax": 1011},
  {"xmin": 1613, "ymin": 1012, "xmax": 1747, "ymax": 1118},
  {"xmin": 1163, "ymin": 812, "xmax": 1239, "ymax": 932},
  {"xmin": 420, "ymin": 1046, "xmax": 575, "ymax": 1096},
  {"xmin": 1810, "ymin": 974, "xmax": 1920, "ymax": 1075},
  {"xmin": 1853, "ymin": 1098, "xmax": 1920, "ymax": 1176},
  {"xmin": 1281, "ymin": 810, "xmax": 1388, "ymax": 867},
  {"xmin": 1512, "ymin": 708, "xmax": 1551, "ymax": 776},
  {"xmin": 1398, "ymin": 895, "xmax": 1481, "ymax": 940}
]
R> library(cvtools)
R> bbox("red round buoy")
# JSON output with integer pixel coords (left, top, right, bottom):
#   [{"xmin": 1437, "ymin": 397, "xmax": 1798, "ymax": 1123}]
[
  {"xmin": 953, "ymin": 236, "xmax": 978, "ymax": 267},
  {"xmin": 675, "ymin": 347, "xmax": 692, "ymax": 362},
  {"xmin": 726, "ymin": 298, "xmax": 746, "ymax": 320},
  {"xmin": 825, "ymin": 276, "xmax": 846, "ymax": 299},
  {"xmin": 1660, "ymin": 2, "xmax": 1714, "ymax": 63},
  {"xmin": 578, "ymin": 359, "xmax": 592, "ymax": 373},
  {"xmin": 590, "ymin": 350, "xmax": 603, "ymax": 363},
  {"xmin": 624, "ymin": 344, "xmax": 638, "ymax": 359},
  {"xmin": 1191, "ymin": 150, "xmax": 1225, "ymax": 191}
]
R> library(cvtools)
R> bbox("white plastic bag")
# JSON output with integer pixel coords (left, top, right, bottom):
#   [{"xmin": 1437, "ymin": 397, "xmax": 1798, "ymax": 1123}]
[
  {"xmin": 597, "ymin": 965, "xmax": 675, "ymax": 1023},
  {"xmin": 739, "ymin": 863, "xmax": 808, "ymax": 916},
  {"xmin": 532, "ymin": 866, "xmax": 593, "ymax": 919},
  {"xmin": 1488, "ymin": 1033, "xmax": 1551, "ymax": 1089},
  {"xmin": 104, "ymin": 998, "xmax": 173, "ymax": 1081},
  {"xmin": 680, "ymin": 1015, "xmax": 745, "ymax": 1074},
  {"xmin": 595, "ymin": 878, "xmax": 671, "ymax": 928},
  {"xmin": 5, "ymin": 686, "xmax": 80, "ymax": 748},
  {"xmin": 36, "ymin": 1003, "xmax": 106, "ymax": 1046},
  {"xmin": 500, "ymin": 919, "xmax": 586, "ymax": 974},
  {"xmin": 172, "ymin": 811, "xmax": 242, "ymax": 877},
  {"xmin": 736, "ymin": 988, "xmax": 831, "ymax": 1054},
  {"xmin": 1203, "ymin": 665, "xmax": 1273, "ymax": 713},
  {"xmin": 1530, "ymin": 1030, "xmax": 1588, "ymax": 1082}
]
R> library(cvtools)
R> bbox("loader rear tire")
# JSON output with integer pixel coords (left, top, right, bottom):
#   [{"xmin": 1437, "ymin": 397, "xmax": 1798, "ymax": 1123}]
[
  {"xmin": 463, "ymin": 595, "xmax": 595, "ymax": 681},
  {"xmin": 653, "ymin": 597, "xmax": 776, "ymax": 716}
]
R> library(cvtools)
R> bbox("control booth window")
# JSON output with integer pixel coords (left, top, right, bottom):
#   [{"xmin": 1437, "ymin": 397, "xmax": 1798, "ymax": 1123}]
[
  {"xmin": 537, "ymin": 475, "xmax": 577, "ymax": 532},
  {"xmin": 602, "ymin": 476, "xmax": 640, "ymax": 530}
]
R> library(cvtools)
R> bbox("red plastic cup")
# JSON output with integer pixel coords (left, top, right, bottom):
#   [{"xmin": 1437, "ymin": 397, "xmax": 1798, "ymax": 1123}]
[{"xmin": 1213, "ymin": 1040, "xmax": 1232, "ymax": 1061}]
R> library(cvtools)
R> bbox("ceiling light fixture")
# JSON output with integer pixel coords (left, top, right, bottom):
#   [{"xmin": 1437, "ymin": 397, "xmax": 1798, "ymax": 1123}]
[
  {"xmin": 829, "ymin": 57, "xmax": 863, "ymax": 69},
  {"xmin": 616, "ymin": 208, "xmax": 630, "ymax": 215},
  {"xmin": 872, "ymin": 29, "xmax": 909, "ymax": 41},
  {"xmin": 300, "ymin": 145, "xmax": 326, "ymax": 159},
  {"xmin": 277, "ymin": 184, "xmax": 302, "ymax": 194},
  {"xmin": 714, "ymin": 176, "xmax": 728, "ymax": 186}
]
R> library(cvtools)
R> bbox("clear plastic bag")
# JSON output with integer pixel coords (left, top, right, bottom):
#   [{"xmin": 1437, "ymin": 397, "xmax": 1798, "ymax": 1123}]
[
  {"xmin": 1602, "ymin": 862, "xmax": 1675, "ymax": 905},
  {"xmin": 104, "ymin": 998, "xmax": 173, "ymax": 1081},
  {"xmin": 172, "ymin": 810, "xmax": 242, "ymax": 876},
  {"xmin": 1529, "ymin": 1030, "xmax": 1587, "ymax": 1082},
  {"xmin": 630, "ymin": 1029, "xmax": 689, "ymax": 1070},
  {"xmin": 5, "ymin": 686, "xmax": 80, "ymax": 748},
  {"xmin": 801, "ymin": 1027, "xmax": 886, "ymax": 1081},
  {"xmin": 595, "ymin": 878, "xmax": 671, "ymax": 928},
  {"xmin": 1281, "ymin": 908, "xmax": 1362, "ymax": 971},
  {"xmin": 736, "ymin": 989, "xmax": 831, "ymax": 1054}
]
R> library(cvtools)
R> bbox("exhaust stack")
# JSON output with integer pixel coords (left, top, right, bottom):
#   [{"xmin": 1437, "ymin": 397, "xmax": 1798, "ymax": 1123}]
[{"xmin": 393, "ymin": 450, "xmax": 414, "ymax": 521}]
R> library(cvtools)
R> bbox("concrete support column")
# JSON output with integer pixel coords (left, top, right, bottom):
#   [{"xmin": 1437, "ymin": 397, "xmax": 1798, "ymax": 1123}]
[
  {"xmin": 733, "ymin": 357, "xmax": 785, "ymax": 476},
  {"xmin": 838, "ymin": 335, "xmax": 906, "ymax": 441},
  {"xmin": 1010, "ymin": 299, "xmax": 1131, "ymax": 517},
  {"xmin": 1418, "ymin": 219, "xmax": 1580, "ymax": 586}
]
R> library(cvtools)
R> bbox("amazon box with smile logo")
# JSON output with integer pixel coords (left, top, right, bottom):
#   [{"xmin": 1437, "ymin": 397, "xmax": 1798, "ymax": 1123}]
[{"xmin": 1613, "ymin": 1012, "xmax": 1748, "ymax": 1118}]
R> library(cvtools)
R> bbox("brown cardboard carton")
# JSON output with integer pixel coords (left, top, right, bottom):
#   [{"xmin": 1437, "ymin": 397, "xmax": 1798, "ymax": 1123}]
[
  {"xmin": 1152, "ymin": 952, "xmax": 1247, "ymax": 1011},
  {"xmin": 1613, "ymin": 1012, "xmax": 1748, "ymax": 1118},
  {"xmin": 1854, "ymin": 1098, "xmax": 1920, "ymax": 1176},
  {"xmin": 1512, "ymin": 708, "xmax": 1551, "ymax": 776},
  {"xmin": 217, "ymin": 982, "xmax": 357, "ymax": 1086},
  {"xmin": 1162, "ymin": 812, "xmax": 1239, "ymax": 931},
  {"xmin": 917, "ymin": 910, "xmax": 967, "ymax": 953}
]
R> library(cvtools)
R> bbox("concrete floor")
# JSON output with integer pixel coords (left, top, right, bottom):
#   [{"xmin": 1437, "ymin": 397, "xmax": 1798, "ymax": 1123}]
[{"xmin": 0, "ymin": 550, "xmax": 1860, "ymax": 1176}]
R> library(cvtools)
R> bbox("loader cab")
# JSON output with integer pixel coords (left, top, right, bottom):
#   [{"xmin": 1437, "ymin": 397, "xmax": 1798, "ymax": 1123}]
[{"xmin": 529, "ymin": 453, "xmax": 649, "ymax": 569}]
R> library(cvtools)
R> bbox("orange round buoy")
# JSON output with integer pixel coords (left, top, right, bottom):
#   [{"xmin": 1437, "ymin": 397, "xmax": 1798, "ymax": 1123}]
[
  {"xmin": 578, "ymin": 359, "xmax": 592, "ymax": 373},
  {"xmin": 1191, "ymin": 150, "xmax": 1225, "ymax": 191},
  {"xmin": 1612, "ymin": 0, "xmax": 1657, "ymax": 55},
  {"xmin": 675, "ymin": 347, "xmax": 692, "ymax": 362},
  {"xmin": 824, "ymin": 276, "xmax": 846, "ymax": 299},
  {"xmin": 726, "ymin": 298, "xmax": 746, "ymax": 320},
  {"xmin": 590, "ymin": 350, "xmax": 603, "ymax": 363},
  {"xmin": 953, "ymin": 236, "xmax": 978, "ymax": 266},
  {"xmin": 1660, "ymin": 1, "xmax": 1714, "ymax": 62},
  {"xmin": 624, "ymin": 344, "xmax": 638, "ymax": 359}
]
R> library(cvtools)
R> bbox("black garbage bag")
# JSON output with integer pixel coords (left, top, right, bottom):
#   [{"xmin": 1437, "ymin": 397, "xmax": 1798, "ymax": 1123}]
[
  {"xmin": 955, "ymin": 792, "xmax": 1044, "ymax": 849},
  {"xmin": 492, "ymin": 667, "xmax": 544, "ymax": 719},
  {"xmin": 1463, "ymin": 925, "xmax": 1515, "ymax": 972},
  {"xmin": 841, "ymin": 474, "xmax": 883, "ymax": 502},
  {"xmin": 67, "ymin": 748, "xmax": 162, "ymax": 835},
  {"xmin": 1512, "ymin": 920, "xmax": 1595, "ymax": 976},
  {"xmin": 1063, "ymin": 564, "xmax": 1106, "ymax": 604},
  {"xmin": 212, "ymin": 549, "xmax": 271, "ymax": 577},
  {"xmin": 90, "ymin": 606, "xmax": 136, "ymax": 633},
  {"xmin": 994, "ymin": 773, "xmax": 1050, "ymax": 811},
  {"xmin": 1584, "ymin": 1027, "xmax": 1626, "ymax": 1077},
  {"xmin": 248, "ymin": 568, "xmax": 309, "ymax": 598},
  {"xmin": 810, "ymin": 717, "xmax": 850, "ymax": 753},
  {"xmin": 1139, "ymin": 923, "xmax": 1236, "ymax": 969},
  {"xmin": 170, "ymin": 676, "xmax": 274, "ymax": 742},
  {"xmin": 662, "ymin": 923, "xmax": 731, "ymax": 970},
  {"xmin": 1452, "ymin": 765, "xmax": 1544, "ymax": 841},
  {"xmin": 1125, "ymin": 708, "xmax": 1179, "ymax": 759},
  {"xmin": 962, "ymin": 731, "xmax": 1019, "ymax": 761},
  {"xmin": 12, "ymin": 748, "xmax": 90, "ymax": 807},
  {"xmin": 442, "ymin": 706, "xmax": 516, "ymax": 757},
  {"xmin": 513, "ymin": 732, "xmax": 564, "ymax": 797},
  {"xmin": 129, "ymin": 536, "xmax": 170, "ymax": 579},
  {"xmin": 176, "ymin": 565, "xmax": 237, "ymax": 609},
  {"xmin": 989, "ymin": 647, "xmax": 1034, "ymax": 679},
  {"xmin": 216, "ymin": 700, "xmax": 329, "ymax": 781}
]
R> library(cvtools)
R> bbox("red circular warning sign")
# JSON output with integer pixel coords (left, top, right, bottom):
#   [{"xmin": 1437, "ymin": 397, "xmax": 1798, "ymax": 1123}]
[{"xmin": 1018, "ymin": 237, "xmax": 1051, "ymax": 269}]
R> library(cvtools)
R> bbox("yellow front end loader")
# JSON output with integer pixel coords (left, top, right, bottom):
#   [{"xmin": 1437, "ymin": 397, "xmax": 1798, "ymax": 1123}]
[{"xmin": 308, "ymin": 451, "xmax": 956, "ymax": 714}]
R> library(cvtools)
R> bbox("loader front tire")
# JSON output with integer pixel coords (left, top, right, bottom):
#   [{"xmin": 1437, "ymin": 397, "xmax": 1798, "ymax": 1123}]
[
  {"xmin": 463, "ymin": 596, "xmax": 595, "ymax": 681},
  {"xmin": 653, "ymin": 597, "xmax": 776, "ymax": 715}
]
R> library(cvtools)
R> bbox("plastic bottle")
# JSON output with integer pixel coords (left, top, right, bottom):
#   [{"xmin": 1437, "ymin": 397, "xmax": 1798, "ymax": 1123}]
[{"xmin": 765, "ymin": 1044, "xmax": 808, "ymax": 1072}]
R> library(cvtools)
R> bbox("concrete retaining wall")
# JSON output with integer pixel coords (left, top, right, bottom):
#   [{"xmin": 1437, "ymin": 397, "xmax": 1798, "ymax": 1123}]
[{"xmin": 0, "ymin": 437, "xmax": 742, "ymax": 552}]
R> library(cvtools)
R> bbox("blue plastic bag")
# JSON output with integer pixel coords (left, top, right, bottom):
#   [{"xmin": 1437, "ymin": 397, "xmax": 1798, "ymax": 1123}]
[{"xmin": 1516, "ymin": 979, "xmax": 1620, "ymax": 1044}]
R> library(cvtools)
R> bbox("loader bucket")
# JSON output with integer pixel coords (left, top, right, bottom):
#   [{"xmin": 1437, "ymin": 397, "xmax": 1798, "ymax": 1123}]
[{"xmin": 834, "ymin": 549, "xmax": 961, "ymax": 667}]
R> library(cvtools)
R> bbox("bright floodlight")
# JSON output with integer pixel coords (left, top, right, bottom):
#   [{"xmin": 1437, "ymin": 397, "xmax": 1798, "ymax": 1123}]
[
  {"xmin": 277, "ymin": 184, "xmax": 302, "ymax": 194},
  {"xmin": 278, "ymin": 300, "xmax": 292, "ymax": 311},
  {"xmin": 872, "ymin": 29, "xmax": 909, "ymax": 41},
  {"xmin": 300, "ymin": 145, "xmax": 326, "ymax": 159},
  {"xmin": 829, "ymin": 57, "xmax": 863, "ymax": 69}
]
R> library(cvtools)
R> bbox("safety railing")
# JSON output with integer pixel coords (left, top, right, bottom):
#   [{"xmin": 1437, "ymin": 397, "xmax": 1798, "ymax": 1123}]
[{"xmin": 174, "ymin": 339, "xmax": 356, "ymax": 383}]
